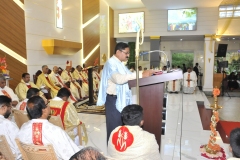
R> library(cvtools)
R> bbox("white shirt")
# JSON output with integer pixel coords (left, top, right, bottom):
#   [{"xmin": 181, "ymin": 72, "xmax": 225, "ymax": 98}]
[
  {"xmin": 15, "ymin": 98, "xmax": 28, "ymax": 111},
  {"xmin": 183, "ymin": 71, "xmax": 197, "ymax": 87},
  {"xmin": 17, "ymin": 119, "xmax": 80, "ymax": 160},
  {"xmin": 0, "ymin": 86, "xmax": 19, "ymax": 102},
  {"xmin": 0, "ymin": 115, "xmax": 21, "ymax": 159},
  {"xmin": 107, "ymin": 56, "xmax": 142, "ymax": 95}
]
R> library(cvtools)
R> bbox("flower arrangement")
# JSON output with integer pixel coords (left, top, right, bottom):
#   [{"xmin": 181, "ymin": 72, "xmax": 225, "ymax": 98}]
[{"xmin": 0, "ymin": 56, "xmax": 8, "ymax": 75}]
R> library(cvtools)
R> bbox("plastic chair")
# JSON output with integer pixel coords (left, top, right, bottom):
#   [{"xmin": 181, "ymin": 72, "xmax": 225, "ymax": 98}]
[
  {"xmin": 0, "ymin": 135, "xmax": 16, "ymax": 160},
  {"xmin": 15, "ymin": 138, "xmax": 58, "ymax": 160},
  {"xmin": 12, "ymin": 109, "xmax": 30, "ymax": 128}
]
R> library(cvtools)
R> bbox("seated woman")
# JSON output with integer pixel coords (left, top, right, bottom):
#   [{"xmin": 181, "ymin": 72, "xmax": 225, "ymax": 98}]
[{"xmin": 228, "ymin": 72, "xmax": 239, "ymax": 91}]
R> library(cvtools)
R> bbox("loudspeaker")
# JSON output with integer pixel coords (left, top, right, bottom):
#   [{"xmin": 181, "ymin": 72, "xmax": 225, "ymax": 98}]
[{"xmin": 216, "ymin": 44, "xmax": 228, "ymax": 57}]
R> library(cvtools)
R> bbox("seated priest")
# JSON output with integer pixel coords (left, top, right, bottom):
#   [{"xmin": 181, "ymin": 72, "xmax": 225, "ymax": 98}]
[
  {"xmin": 92, "ymin": 67, "xmax": 101, "ymax": 90},
  {"xmin": 61, "ymin": 61, "xmax": 86, "ymax": 100},
  {"xmin": 49, "ymin": 66, "xmax": 78, "ymax": 103},
  {"xmin": 0, "ymin": 96, "xmax": 21, "ymax": 159},
  {"xmin": 108, "ymin": 104, "xmax": 161, "ymax": 160},
  {"xmin": 183, "ymin": 67, "xmax": 197, "ymax": 94},
  {"xmin": 16, "ymin": 88, "xmax": 40, "ymax": 111},
  {"xmin": 49, "ymin": 88, "xmax": 87, "ymax": 145},
  {"xmin": 15, "ymin": 73, "xmax": 45, "ymax": 101},
  {"xmin": 16, "ymin": 96, "xmax": 80, "ymax": 160},
  {"xmin": 72, "ymin": 66, "xmax": 89, "ymax": 96},
  {"xmin": 36, "ymin": 65, "xmax": 60, "ymax": 98},
  {"xmin": 167, "ymin": 79, "xmax": 181, "ymax": 93},
  {"xmin": 0, "ymin": 75, "xmax": 18, "ymax": 106}
]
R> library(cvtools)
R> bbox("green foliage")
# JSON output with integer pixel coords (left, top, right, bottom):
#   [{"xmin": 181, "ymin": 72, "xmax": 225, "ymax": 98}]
[
  {"xmin": 172, "ymin": 53, "xmax": 194, "ymax": 68},
  {"xmin": 127, "ymin": 42, "xmax": 136, "ymax": 68}
]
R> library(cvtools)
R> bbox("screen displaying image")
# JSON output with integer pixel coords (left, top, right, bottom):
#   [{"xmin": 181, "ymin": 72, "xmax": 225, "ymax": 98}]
[
  {"xmin": 119, "ymin": 12, "xmax": 144, "ymax": 33},
  {"xmin": 168, "ymin": 8, "xmax": 197, "ymax": 31}
]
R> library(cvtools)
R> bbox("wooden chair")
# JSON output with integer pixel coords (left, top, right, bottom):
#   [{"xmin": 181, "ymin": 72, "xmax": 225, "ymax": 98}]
[
  {"xmin": 15, "ymin": 139, "xmax": 58, "ymax": 160},
  {"xmin": 48, "ymin": 115, "xmax": 88, "ymax": 145},
  {"xmin": 0, "ymin": 135, "xmax": 16, "ymax": 160},
  {"xmin": 12, "ymin": 109, "xmax": 30, "ymax": 128}
]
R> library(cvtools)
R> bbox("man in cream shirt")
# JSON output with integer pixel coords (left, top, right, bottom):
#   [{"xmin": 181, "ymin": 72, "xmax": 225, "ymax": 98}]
[{"xmin": 97, "ymin": 42, "xmax": 145, "ymax": 142}]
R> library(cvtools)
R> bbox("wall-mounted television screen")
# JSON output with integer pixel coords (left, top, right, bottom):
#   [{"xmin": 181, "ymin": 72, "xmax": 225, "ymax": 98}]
[
  {"xmin": 119, "ymin": 12, "xmax": 144, "ymax": 33},
  {"xmin": 168, "ymin": 8, "xmax": 197, "ymax": 31}
]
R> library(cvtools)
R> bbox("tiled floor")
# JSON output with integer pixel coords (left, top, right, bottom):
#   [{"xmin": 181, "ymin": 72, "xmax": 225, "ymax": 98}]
[
  {"xmin": 207, "ymin": 96, "xmax": 240, "ymax": 122},
  {"xmin": 78, "ymin": 90, "xmax": 238, "ymax": 159}
]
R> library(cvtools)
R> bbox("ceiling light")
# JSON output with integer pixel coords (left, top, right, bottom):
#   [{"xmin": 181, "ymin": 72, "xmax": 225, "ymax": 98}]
[
  {"xmin": 233, "ymin": 38, "xmax": 235, "ymax": 39},
  {"xmin": 180, "ymin": 39, "xmax": 183, "ymax": 41},
  {"xmin": 216, "ymin": 38, "xmax": 221, "ymax": 41}
]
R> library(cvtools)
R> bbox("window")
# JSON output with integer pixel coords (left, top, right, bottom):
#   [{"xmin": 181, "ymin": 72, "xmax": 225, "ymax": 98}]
[{"xmin": 219, "ymin": 5, "xmax": 240, "ymax": 18}]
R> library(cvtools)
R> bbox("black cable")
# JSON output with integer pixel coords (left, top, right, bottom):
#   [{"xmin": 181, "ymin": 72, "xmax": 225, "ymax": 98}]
[{"xmin": 179, "ymin": 73, "xmax": 184, "ymax": 160}]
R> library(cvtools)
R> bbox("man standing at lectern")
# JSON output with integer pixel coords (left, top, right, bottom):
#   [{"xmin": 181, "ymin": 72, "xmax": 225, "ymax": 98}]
[{"xmin": 97, "ymin": 42, "xmax": 145, "ymax": 142}]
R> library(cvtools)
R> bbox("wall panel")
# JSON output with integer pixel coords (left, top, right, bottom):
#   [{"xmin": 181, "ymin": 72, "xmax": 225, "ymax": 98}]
[
  {"xmin": 82, "ymin": 0, "xmax": 100, "ymax": 24},
  {"xmin": 83, "ymin": 18, "xmax": 100, "ymax": 58},
  {"xmin": 0, "ymin": 0, "xmax": 27, "ymax": 89},
  {"xmin": 84, "ymin": 47, "xmax": 100, "ymax": 67},
  {"xmin": 109, "ymin": 7, "xmax": 116, "ymax": 56}
]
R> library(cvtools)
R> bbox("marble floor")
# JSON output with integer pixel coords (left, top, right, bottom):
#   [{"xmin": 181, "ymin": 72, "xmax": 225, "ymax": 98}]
[{"xmin": 78, "ymin": 90, "xmax": 238, "ymax": 159}]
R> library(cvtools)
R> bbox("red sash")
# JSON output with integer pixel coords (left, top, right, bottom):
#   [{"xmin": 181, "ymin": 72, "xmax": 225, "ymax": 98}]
[
  {"xmin": 187, "ymin": 74, "xmax": 190, "ymax": 87},
  {"xmin": 95, "ymin": 72, "xmax": 100, "ymax": 81},
  {"xmin": 32, "ymin": 123, "xmax": 43, "ymax": 145},
  {"xmin": 19, "ymin": 102, "xmax": 27, "ymax": 110},
  {"xmin": 56, "ymin": 75, "xmax": 77, "ymax": 102},
  {"xmin": 50, "ymin": 101, "xmax": 69, "ymax": 129},
  {"xmin": 26, "ymin": 85, "xmax": 31, "ymax": 89},
  {"xmin": 79, "ymin": 73, "xmax": 88, "ymax": 84},
  {"xmin": 1, "ymin": 90, "xmax": 11, "ymax": 99},
  {"xmin": 173, "ymin": 80, "xmax": 175, "ymax": 91},
  {"xmin": 45, "ymin": 77, "xmax": 58, "ymax": 90},
  {"xmin": 56, "ymin": 75, "xmax": 64, "ymax": 87}
]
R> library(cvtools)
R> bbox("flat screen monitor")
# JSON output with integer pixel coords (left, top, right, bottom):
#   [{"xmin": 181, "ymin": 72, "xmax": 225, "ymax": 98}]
[
  {"xmin": 216, "ymin": 44, "xmax": 228, "ymax": 57},
  {"xmin": 119, "ymin": 12, "xmax": 144, "ymax": 33},
  {"xmin": 168, "ymin": 8, "xmax": 197, "ymax": 31}
]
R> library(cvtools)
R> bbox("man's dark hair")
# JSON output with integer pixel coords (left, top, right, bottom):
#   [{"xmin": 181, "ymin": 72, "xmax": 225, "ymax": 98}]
[
  {"xmin": 196, "ymin": 63, "xmax": 198, "ymax": 66},
  {"xmin": 57, "ymin": 88, "xmax": 71, "ymax": 98},
  {"xmin": 121, "ymin": 104, "xmax": 143, "ymax": 126},
  {"xmin": 114, "ymin": 42, "xmax": 129, "ymax": 54},
  {"xmin": 230, "ymin": 128, "xmax": 240, "ymax": 158},
  {"xmin": 22, "ymin": 73, "xmax": 30, "ymax": 78},
  {"xmin": 183, "ymin": 64, "xmax": 185, "ymax": 66},
  {"xmin": 26, "ymin": 88, "xmax": 40, "ymax": 99},
  {"xmin": 27, "ymin": 96, "xmax": 46, "ymax": 119},
  {"xmin": 70, "ymin": 146, "xmax": 106, "ymax": 160},
  {"xmin": 0, "ymin": 95, "xmax": 11, "ymax": 108}
]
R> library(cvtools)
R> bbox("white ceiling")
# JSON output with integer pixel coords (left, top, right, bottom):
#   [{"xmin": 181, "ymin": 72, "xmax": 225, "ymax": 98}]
[{"xmin": 105, "ymin": 0, "xmax": 223, "ymax": 10}]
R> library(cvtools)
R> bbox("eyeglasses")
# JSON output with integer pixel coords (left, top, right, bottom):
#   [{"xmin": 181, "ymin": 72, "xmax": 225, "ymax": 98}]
[{"xmin": 120, "ymin": 50, "xmax": 130, "ymax": 55}]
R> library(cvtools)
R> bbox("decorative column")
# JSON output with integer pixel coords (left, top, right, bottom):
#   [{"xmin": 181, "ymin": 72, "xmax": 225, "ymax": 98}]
[
  {"xmin": 203, "ymin": 35, "xmax": 215, "ymax": 92},
  {"xmin": 150, "ymin": 36, "xmax": 160, "ymax": 68}
]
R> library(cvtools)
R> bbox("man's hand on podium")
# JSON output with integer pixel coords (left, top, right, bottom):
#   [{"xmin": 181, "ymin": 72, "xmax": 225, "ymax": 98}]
[{"xmin": 142, "ymin": 70, "xmax": 156, "ymax": 78}]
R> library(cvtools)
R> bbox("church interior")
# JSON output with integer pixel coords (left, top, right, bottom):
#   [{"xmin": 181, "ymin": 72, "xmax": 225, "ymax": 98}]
[{"xmin": 0, "ymin": 0, "xmax": 240, "ymax": 159}]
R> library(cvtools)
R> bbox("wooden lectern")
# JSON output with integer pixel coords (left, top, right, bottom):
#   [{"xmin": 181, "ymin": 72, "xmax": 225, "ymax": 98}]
[{"xmin": 128, "ymin": 71, "xmax": 183, "ymax": 150}]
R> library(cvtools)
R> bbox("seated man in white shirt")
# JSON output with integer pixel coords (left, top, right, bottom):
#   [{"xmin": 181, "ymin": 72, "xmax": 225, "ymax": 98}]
[
  {"xmin": 228, "ymin": 128, "xmax": 240, "ymax": 160},
  {"xmin": 16, "ymin": 88, "xmax": 40, "ymax": 111},
  {"xmin": 0, "ymin": 75, "xmax": 19, "ymax": 107},
  {"xmin": 108, "ymin": 104, "xmax": 161, "ymax": 160},
  {"xmin": 16, "ymin": 96, "xmax": 80, "ymax": 160},
  {"xmin": 0, "ymin": 96, "xmax": 21, "ymax": 159}
]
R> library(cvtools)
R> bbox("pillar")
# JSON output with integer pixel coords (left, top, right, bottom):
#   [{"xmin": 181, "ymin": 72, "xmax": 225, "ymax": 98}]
[{"xmin": 203, "ymin": 35, "xmax": 215, "ymax": 92}]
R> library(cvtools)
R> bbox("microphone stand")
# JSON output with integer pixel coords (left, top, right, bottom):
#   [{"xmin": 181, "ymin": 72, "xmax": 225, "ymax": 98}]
[{"xmin": 135, "ymin": 28, "xmax": 144, "ymax": 105}]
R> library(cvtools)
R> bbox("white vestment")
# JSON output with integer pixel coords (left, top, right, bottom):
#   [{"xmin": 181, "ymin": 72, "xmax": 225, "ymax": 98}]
[
  {"xmin": 16, "ymin": 119, "xmax": 80, "ymax": 160},
  {"xmin": 167, "ymin": 80, "xmax": 181, "ymax": 92},
  {"xmin": 15, "ymin": 98, "xmax": 28, "ymax": 111},
  {"xmin": 108, "ymin": 126, "xmax": 160, "ymax": 160},
  {"xmin": 0, "ymin": 115, "xmax": 21, "ymax": 159},
  {"xmin": 183, "ymin": 71, "xmax": 197, "ymax": 93},
  {"xmin": 0, "ymin": 86, "xmax": 19, "ymax": 102}
]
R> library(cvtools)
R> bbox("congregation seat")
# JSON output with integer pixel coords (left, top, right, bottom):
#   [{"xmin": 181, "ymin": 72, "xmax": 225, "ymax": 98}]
[
  {"xmin": 15, "ymin": 138, "xmax": 58, "ymax": 160},
  {"xmin": 0, "ymin": 135, "xmax": 16, "ymax": 160}
]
